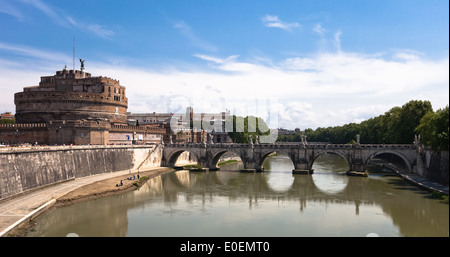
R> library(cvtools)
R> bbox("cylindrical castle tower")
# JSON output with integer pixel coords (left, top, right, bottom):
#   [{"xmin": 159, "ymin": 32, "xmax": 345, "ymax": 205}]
[{"xmin": 14, "ymin": 66, "xmax": 128, "ymax": 124}]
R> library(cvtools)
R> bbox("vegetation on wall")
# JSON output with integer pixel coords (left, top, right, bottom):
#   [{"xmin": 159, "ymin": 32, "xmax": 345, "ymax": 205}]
[{"xmin": 0, "ymin": 119, "xmax": 15, "ymax": 124}]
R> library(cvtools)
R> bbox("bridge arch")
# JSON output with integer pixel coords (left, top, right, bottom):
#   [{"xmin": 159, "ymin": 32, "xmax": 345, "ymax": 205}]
[
  {"xmin": 366, "ymin": 150, "xmax": 413, "ymax": 173},
  {"xmin": 209, "ymin": 150, "xmax": 244, "ymax": 170},
  {"xmin": 165, "ymin": 149, "xmax": 199, "ymax": 167},
  {"xmin": 258, "ymin": 150, "xmax": 295, "ymax": 171},
  {"xmin": 310, "ymin": 151, "xmax": 351, "ymax": 172}
]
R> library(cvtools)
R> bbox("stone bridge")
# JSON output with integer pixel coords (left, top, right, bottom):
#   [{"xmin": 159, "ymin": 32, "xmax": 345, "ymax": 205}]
[{"xmin": 161, "ymin": 141, "xmax": 425, "ymax": 175}]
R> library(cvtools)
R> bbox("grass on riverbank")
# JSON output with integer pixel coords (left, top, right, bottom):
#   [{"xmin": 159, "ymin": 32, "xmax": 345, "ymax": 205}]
[
  {"xmin": 132, "ymin": 176, "xmax": 148, "ymax": 187},
  {"xmin": 430, "ymin": 192, "xmax": 449, "ymax": 204},
  {"xmin": 217, "ymin": 160, "xmax": 238, "ymax": 166},
  {"xmin": 180, "ymin": 164, "xmax": 204, "ymax": 169}
]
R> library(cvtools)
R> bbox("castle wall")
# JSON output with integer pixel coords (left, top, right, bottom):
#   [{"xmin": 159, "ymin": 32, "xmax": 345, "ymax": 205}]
[
  {"xmin": 14, "ymin": 91, "xmax": 127, "ymax": 124},
  {"xmin": 0, "ymin": 124, "xmax": 48, "ymax": 145}
]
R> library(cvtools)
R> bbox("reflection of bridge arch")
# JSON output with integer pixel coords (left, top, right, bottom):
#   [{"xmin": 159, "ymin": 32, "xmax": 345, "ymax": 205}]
[
  {"xmin": 366, "ymin": 150, "xmax": 412, "ymax": 173},
  {"xmin": 154, "ymin": 169, "xmax": 359, "ymax": 200}
]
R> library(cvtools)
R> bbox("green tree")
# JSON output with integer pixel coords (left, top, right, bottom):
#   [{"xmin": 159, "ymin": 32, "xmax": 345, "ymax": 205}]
[
  {"xmin": 396, "ymin": 100, "xmax": 433, "ymax": 143},
  {"xmin": 415, "ymin": 106, "xmax": 449, "ymax": 151},
  {"xmin": 227, "ymin": 115, "xmax": 270, "ymax": 143},
  {"xmin": 283, "ymin": 100, "xmax": 435, "ymax": 145}
]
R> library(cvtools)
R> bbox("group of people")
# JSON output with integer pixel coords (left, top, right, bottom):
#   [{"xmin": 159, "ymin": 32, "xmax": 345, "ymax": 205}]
[{"xmin": 116, "ymin": 170, "xmax": 140, "ymax": 187}]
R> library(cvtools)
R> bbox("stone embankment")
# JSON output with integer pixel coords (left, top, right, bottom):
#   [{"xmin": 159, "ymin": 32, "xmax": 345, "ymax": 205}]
[{"xmin": 0, "ymin": 145, "xmax": 163, "ymax": 201}]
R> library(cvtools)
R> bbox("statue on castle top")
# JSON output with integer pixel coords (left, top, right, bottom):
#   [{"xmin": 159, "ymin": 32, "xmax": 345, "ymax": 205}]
[{"xmin": 80, "ymin": 59, "xmax": 85, "ymax": 69}]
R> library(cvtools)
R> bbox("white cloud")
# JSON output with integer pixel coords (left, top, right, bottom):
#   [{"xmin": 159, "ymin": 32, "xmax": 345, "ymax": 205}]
[
  {"xmin": 262, "ymin": 15, "xmax": 300, "ymax": 31},
  {"xmin": 1, "ymin": 42, "xmax": 448, "ymax": 130}
]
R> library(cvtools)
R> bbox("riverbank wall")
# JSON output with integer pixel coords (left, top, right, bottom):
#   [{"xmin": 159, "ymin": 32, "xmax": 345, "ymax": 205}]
[
  {"xmin": 423, "ymin": 149, "xmax": 449, "ymax": 186},
  {"xmin": 0, "ymin": 145, "xmax": 169, "ymax": 201}
]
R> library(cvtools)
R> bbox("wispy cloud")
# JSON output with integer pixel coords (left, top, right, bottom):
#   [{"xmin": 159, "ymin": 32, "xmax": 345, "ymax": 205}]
[
  {"xmin": 67, "ymin": 16, "xmax": 115, "ymax": 38},
  {"xmin": 334, "ymin": 31, "xmax": 342, "ymax": 53},
  {"xmin": 172, "ymin": 20, "xmax": 217, "ymax": 52},
  {"xmin": 262, "ymin": 15, "xmax": 300, "ymax": 31},
  {"xmin": 313, "ymin": 23, "xmax": 326, "ymax": 35},
  {"xmin": 4, "ymin": 0, "xmax": 115, "ymax": 38},
  {"xmin": 194, "ymin": 54, "xmax": 239, "ymax": 65},
  {"xmin": 19, "ymin": 0, "xmax": 69, "ymax": 27},
  {"xmin": 0, "ymin": 0, "xmax": 26, "ymax": 21},
  {"xmin": 0, "ymin": 41, "xmax": 69, "ymax": 62}
]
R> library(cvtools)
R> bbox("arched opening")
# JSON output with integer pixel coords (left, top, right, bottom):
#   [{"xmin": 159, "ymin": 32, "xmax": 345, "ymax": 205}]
[
  {"xmin": 210, "ymin": 151, "xmax": 243, "ymax": 171},
  {"xmin": 261, "ymin": 151, "xmax": 295, "ymax": 171},
  {"xmin": 311, "ymin": 153, "xmax": 349, "ymax": 194},
  {"xmin": 167, "ymin": 150, "xmax": 198, "ymax": 168},
  {"xmin": 261, "ymin": 151, "xmax": 295, "ymax": 192},
  {"xmin": 367, "ymin": 152, "xmax": 410, "ymax": 174}
]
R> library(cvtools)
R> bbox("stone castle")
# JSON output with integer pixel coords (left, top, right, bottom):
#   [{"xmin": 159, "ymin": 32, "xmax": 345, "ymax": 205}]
[
  {"xmin": 1, "ymin": 64, "xmax": 165, "ymax": 145},
  {"xmin": 14, "ymin": 66, "xmax": 128, "ymax": 124}
]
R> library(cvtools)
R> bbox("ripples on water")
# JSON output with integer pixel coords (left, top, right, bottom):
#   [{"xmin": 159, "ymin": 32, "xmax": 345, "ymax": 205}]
[{"xmin": 26, "ymin": 154, "xmax": 449, "ymax": 237}]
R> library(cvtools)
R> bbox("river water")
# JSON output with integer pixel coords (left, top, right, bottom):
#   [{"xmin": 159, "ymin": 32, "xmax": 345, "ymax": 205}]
[{"xmin": 26, "ymin": 154, "xmax": 449, "ymax": 237}]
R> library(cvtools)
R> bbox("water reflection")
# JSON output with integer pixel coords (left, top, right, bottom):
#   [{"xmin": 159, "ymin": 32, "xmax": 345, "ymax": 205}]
[
  {"xmin": 263, "ymin": 153, "xmax": 294, "ymax": 192},
  {"xmin": 27, "ymin": 155, "xmax": 449, "ymax": 237},
  {"xmin": 311, "ymin": 153, "xmax": 349, "ymax": 194}
]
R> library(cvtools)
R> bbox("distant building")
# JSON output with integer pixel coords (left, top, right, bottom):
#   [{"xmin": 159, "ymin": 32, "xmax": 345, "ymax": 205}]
[
  {"xmin": 127, "ymin": 112, "xmax": 172, "ymax": 125},
  {"xmin": 128, "ymin": 107, "xmax": 232, "ymax": 144},
  {"xmin": 278, "ymin": 128, "xmax": 302, "ymax": 135},
  {"xmin": 0, "ymin": 112, "xmax": 14, "ymax": 120}
]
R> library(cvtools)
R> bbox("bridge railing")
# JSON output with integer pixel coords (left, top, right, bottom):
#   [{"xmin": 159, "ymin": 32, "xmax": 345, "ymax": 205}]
[{"xmin": 165, "ymin": 142, "xmax": 417, "ymax": 149}]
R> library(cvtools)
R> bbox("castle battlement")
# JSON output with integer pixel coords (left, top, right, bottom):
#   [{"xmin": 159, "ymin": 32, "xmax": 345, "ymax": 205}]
[{"xmin": 0, "ymin": 123, "xmax": 47, "ymax": 129}]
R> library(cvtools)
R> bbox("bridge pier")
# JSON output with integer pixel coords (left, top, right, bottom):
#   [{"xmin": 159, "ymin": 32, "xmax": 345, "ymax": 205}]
[
  {"xmin": 346, "ymin": 158, "xmax": 368, "ymax": 176},
  {"xmin": 292, "ymin": 169, "xmax": 313, "ymax": 175},
  {"xmin": 292, "ymin": 160, "xmax": 313, "ymax": 175}
]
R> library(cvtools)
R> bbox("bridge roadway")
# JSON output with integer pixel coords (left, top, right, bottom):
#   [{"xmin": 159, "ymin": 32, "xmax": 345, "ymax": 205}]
[{"xmin": 162, "ymin": 142, "xmax": 422, "ymax": 174}]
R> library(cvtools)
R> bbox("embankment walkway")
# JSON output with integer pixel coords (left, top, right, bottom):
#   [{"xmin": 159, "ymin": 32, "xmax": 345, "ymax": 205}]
[
  {"xmin": 397, "ymin": 172, "xmax": 448, "ymax": 196},
  {"xmin": 0, "ymin": 167, "xmax": 166, "ymax": 237}
]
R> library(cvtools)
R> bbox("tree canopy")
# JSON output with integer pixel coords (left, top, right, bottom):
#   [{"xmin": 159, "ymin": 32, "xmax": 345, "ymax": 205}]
[
  {"xmin": 226, "ymin": 115, "xmax": 270, "ymax": 143},
  {"xmin": 277, "ymin": 100, "xmax": 448, "ymax": 151}
]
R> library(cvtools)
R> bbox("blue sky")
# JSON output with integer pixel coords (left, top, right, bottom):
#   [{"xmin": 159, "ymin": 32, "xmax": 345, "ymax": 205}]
[{"xmin": 0, "ymin": 0, "xmax": 448, "ymax": 130}]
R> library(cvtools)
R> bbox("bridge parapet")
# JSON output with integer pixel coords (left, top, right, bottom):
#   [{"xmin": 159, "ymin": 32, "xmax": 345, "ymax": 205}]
[{"xmin": 165, "ymin": 142, "xmax": 416, "ymax": 149}]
